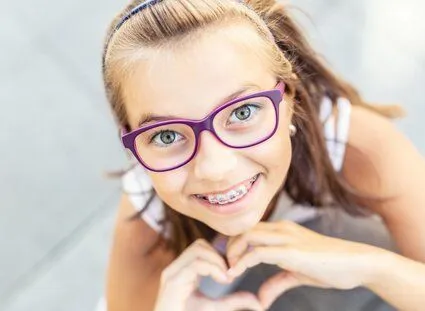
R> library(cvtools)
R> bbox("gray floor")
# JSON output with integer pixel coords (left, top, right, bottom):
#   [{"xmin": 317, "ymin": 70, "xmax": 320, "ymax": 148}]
[{"xmin": 1, "ymin": 0, "xmax": 424, "ymax": 310}]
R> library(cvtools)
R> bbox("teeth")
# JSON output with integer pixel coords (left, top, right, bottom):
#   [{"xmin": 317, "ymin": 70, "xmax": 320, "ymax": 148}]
[
  {"xmin": 227, "ymin": 190, "xmax": 237, "ymax": 200},
  {"xmin": 207, "ymin": 184, "xmax": 249, "ymax": 204},
  {"xmin": 195, "ymin": 174, "xmax": 259, "ymax": 205},
  {"xmin": 216, "ymin": 194, "xmax": 227, "ymax": 203},
  {"xmin": 250, "ymin": 174, "xmax": 258, "ymax": 184},
  {"xmin": 237, "ymin": 185, "xmax": 248, "ymax": 195}
]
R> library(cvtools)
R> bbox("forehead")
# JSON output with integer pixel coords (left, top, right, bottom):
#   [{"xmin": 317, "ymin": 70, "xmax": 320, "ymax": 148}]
[{"xmin": 122, "ymin": 24, "xmax": 275, "ymax": 129}]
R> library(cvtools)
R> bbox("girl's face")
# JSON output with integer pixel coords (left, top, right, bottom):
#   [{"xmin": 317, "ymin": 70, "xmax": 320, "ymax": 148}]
[{"xmin": 123, "ymin": 25, "xmax": 294, "ymax": 236}]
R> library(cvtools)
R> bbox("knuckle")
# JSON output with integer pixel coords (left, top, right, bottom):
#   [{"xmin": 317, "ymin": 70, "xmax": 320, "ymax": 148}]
[
  {"xmin": 194, "ymin": 238, "xmax": 208, "ymax": 246},
  {"xmin": 193, "ymin": 258, "xmax": 203, "ymax": 270},
  {"xmin": 193, "ymin": 259, "xmax": 211, "ymax": 275},
  {"xmin": 188, "ymin": 244, "xmax": 204, "ymax": 255},
  {"xmin": 240, "ymin": 232, "xmax": 250, "ymax": 242},
  {"xmin": 279, "ymin": 220, "xmax": 299, "ymax": 234},
  {"xmin": 191, "ymin": 239, "xmax": 208, "ymax": 251},
  {"xmin": 279, "ymin": 219, "xmax": 292, "ymax": 227},
  {"xmin": 250, "ymin": 246, "xmax": 260, "ymax": 257}
]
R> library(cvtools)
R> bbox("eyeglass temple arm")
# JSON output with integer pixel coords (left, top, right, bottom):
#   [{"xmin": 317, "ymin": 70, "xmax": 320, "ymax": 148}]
[{"xmin": 119, "ymin": 127, "xmax": 128, "ymax": 146}]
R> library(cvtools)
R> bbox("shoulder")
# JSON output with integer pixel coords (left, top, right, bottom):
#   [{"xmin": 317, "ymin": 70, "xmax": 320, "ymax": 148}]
[
  {"xmin": 347, "ymin": 104, "xmax": 399, "ymax": 157},
  {"xmin": 320, "ymin": 97, "xmax": 352, "ymax": 171},
  {"xmin": 343, "ymin": 104, "xmax": 425, "ymax": 209},
  {"xmin": 106, "ymin": 193, "xmax": 176, "ymax": 310},
  {"xmin": 113, "ymin": 193, "xmax": 165, "ymax": 255},
  {"xmin": 121, "ymin": 164, "xmax": 170, "ymax": 237}
]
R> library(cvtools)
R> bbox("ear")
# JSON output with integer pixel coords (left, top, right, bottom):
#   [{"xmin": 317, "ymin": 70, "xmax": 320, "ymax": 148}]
[
  {"xmin": 283, "ymin": 93, "xmax": 296, "ymax": 121},
  {"xmin": 283, "ymin": 74, "xmax": 298, "ymax": 117},
  {"xmin": 289, "ymin": 74, "xmax": 298, "ymax": 97}
]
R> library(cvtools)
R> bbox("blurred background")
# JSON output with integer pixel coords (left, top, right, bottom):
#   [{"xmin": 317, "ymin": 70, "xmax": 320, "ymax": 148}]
[{"xmin": 0, "ymin": 0, "xmax": 424, "ymax": 310}]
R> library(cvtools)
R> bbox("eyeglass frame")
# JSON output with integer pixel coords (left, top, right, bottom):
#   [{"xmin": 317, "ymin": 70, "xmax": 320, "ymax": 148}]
[{"xmin": 121, "ymin": 81, "xmax": 286, "ymax": 172}]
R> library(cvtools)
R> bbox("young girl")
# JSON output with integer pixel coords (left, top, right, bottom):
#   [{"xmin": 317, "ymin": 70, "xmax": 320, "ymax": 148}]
[{"xmin": 100, "ymin": 0, "xmax": 425, "ymax": 310}]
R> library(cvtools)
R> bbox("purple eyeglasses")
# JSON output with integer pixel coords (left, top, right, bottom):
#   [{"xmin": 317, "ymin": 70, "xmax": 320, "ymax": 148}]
[{"xmin": 122, "ymin": 82, "xmax": 285, "ymax": 172}]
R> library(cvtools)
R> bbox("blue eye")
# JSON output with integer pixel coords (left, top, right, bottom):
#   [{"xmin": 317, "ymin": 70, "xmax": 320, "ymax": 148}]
[
  {"xmin": 150, "ymin": 130, "xmax": 184, "ymax": 147},
  {"xmin": 228, "ymin": 104, "xmax": 261, "ymax": 124}
]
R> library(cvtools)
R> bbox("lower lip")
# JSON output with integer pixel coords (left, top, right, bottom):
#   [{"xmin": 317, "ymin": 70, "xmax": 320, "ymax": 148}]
[{"xmin": 192, "ymin": 174, "xmax": 261, "ymax": 216}]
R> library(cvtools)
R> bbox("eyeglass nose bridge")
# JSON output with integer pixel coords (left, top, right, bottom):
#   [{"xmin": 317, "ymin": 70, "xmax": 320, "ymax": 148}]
[
  {"xmin": 191, "ymin": 114, "xmax": 217, "ymax": 138},
  {"xmin": 189, "ymin": 113, "xmax": 235, "ymax": 167}
]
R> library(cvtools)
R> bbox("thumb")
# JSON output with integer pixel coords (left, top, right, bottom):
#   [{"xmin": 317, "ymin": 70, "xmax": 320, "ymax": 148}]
[
  {"xmin": 217, "ymin": 291, "xmax": 264, "ymax": 311},
  {"xmin": 258, "ymin": 271, "xmax": 302, "ymax": 309}
]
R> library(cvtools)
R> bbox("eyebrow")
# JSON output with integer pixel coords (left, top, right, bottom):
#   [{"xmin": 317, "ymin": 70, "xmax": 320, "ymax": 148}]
[{"xmin": 136, "ymin": 84, "xmax": 260, "ymax": 128}]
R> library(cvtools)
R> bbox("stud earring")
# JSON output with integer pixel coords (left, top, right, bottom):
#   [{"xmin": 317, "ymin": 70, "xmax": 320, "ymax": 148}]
[{"xmin": 289, "ymin": 124, "xmax": 297, "ymax": 137}]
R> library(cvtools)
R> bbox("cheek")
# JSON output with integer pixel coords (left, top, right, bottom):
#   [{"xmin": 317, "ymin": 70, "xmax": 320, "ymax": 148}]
[
  {"xmin": 149, "ymin": 171, "xmax": 188, "ymax": 208},
  {"xmin": 270, "ymin": 101, "xmax": 293, "ymax": 169},
  {"xmin": 265, "ymin": 141, "xmax": 291, "ymax": 182},
  {"xmin": 252, "ymin": 116, "xmax": 292, "ymax": 173}
]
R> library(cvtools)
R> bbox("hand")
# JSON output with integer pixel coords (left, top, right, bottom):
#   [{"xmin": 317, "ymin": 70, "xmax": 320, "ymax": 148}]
[
  {"xmin": 226, "ymin": 221, "xmax": 383, "ymax": 309},
  {"xmin": 154, "ymin": 239, "xmax": 264, "ymax": 311}
]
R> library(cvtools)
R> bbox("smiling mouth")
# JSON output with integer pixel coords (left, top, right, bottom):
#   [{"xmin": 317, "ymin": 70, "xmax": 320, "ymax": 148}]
[{"xmin": 194, "ymin": 174, "xmax": 259, "ymax": 205}]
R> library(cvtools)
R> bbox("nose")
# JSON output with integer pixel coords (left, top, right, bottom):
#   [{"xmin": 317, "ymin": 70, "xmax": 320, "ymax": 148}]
[{"xmin": 193, "ymin": 131, "xmax": 238, "ymax": 181}]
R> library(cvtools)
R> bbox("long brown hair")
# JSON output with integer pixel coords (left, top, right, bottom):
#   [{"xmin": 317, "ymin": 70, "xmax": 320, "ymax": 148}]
[{"xmin": 102, "ymin": 0, "xmax": 403, "ymax": 257}]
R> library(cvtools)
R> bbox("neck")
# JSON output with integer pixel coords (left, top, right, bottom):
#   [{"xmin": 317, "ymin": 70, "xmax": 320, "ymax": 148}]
[
  {"xmin": 260, "ymin": 191, "xmax": 280, "ymax": 221},
  {"xmin": 212, "ymin": 191, "xmax": 281, "ymax": 242}
]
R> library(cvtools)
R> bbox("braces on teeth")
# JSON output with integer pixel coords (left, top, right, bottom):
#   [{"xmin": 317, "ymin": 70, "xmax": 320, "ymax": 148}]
[{"xmin": 196, "ymin": 174, "xmax": 258, "ymax": 204}]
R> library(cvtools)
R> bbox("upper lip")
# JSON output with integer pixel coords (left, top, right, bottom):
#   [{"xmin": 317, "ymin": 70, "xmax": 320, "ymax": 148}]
[{"xmin": 193, "ymin": 174, "xmax": 258, "ymax": 196}]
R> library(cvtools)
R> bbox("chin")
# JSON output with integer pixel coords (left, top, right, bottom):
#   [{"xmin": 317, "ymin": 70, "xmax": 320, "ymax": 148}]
[{"xmin": 213, "ymin": 213, "xmax": 263, "ymax": 236}]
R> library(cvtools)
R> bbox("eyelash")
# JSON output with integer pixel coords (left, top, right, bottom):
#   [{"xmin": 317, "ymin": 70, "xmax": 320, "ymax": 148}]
[
  {"xmin": 149, "ymin": 130, "xmax": 184, "ymax": 148},
  {"xmin": 227, "ymin": 103, "xmax": 261, "ymax": 125}
]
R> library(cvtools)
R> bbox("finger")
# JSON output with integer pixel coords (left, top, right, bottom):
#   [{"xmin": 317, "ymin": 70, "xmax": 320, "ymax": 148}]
[
  {"xmin": 166, "ymin": 258, "xmax": 231, "ymax": 287},
  {"xmin": 227, "ymin": 221, "xmax": 300, "ymax": 251},
  {"xmin": 258, "ymin": 271, "xmax": 302, "ymax": 309},
  {"xmin": 164, "ymin": 239, "xmax": 228, "ymax": 280},
  {"xmin": 255, "ymin": 220, "xmax": 300, "ymax": 231},
  {"xmin": 187, "ymin": 259, "xmax": 231, "ymax": 284},
  {"xmin": 226, "ymin": 223, "xmax": 282, "ymax": 250},
  {"xmin": 254, "ymin": 221, "xmax": 286, "ymax": 231},
  {"xmin": 217, "ymin": 291, "xmax": 265, "ymax": 311},
  {"xmin": 227, "ymin": 231, "xmax": 290, "ymax": 266},
  {"xmin": 193, "ymin": 239, "xmax": 229, "ymax": 271},
  {"xmin": 228, "ymin": 246, "xmax": 292, "ymax": 278}
]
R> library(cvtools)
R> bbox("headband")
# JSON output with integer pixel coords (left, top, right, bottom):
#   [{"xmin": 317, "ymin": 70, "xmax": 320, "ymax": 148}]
[
  {"xmin": 104, "ymin": 0, "xmax": 253, "ymax": 67},
  {"xmin": 103, "ymin": 0, "xmax": 163, "ymax": 68},
  {"xmin": 115, "ymin": 0, "xmax": 163, "ymax": 33}
]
